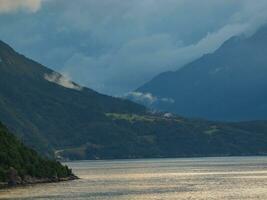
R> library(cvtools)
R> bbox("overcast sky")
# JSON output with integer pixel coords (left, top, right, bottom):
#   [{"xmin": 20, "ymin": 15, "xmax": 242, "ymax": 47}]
[{"xmin": 0, "ymin": 0, "xmax": 267, "ymax": 95}]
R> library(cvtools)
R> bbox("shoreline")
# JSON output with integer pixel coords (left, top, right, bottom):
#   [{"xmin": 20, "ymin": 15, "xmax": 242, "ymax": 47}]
[
  {"xmin": 62, "ymin": 153, "xmax": 267, "ymax": 163},
  {"xmin": 0, "ymin": 175, "xmax": 79, "ymax": 190}
]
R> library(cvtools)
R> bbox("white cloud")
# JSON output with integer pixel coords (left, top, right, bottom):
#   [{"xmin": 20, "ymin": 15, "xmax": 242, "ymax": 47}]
[
  {"xmin": 0, "ymin": 0, "xmax": 42, "ymax": 13},
  {"xmin": 126, "ymin": 92, "xmax": 157, "ymax": 105},
  {"xmin": 126, "ymin": 92, "xmax": 175, "ymax": 105},
  {"xmin": 163, "ymin": 113, "xmax": 173, "ymax": 118},
  {"xmin": 161, "ymin": 98, "xmax": 175, "ymax": 104},
  {"xmin": 44, "ymin": 72, "xmax": 82, "ymax": 91}
]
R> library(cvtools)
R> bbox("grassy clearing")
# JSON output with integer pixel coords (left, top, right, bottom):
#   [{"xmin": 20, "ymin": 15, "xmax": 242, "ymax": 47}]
[
  {"xmin": 105, "ymin": 113, "xmax": 185, "ymax": 124},
  {"xmin": 105, "ymin": 113, "xmax": 155, "ymax": 122}
]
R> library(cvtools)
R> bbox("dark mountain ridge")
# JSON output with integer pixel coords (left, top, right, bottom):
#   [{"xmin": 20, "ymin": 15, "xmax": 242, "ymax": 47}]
[
  {"xmin": 1, "ymin": 40, "xmax": 267, "ymax": 160},
  {"xmin": 0, "ymin": 40, "xmax": 145, "ymax": 155},
  {"xmin": 137, "ymin": 25, "xmax": 267, "ymax": 121}
]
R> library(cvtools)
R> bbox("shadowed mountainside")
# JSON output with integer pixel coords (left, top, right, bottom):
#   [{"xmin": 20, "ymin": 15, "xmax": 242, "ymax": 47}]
[
  {"xmin": 1, "ymin": 40, "xmax": 267, "ymax": 160},
  {"xmin": 137, "ymin": 25, "xmax": 267, "ymax": 121}
]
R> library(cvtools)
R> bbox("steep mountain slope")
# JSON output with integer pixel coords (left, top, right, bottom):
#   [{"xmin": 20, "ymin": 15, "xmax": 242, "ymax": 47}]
[
  {"xmin": 0, "ymin": 122, "xmax": 74, "ymax": 185},
  {"xmin": 1, "ymin": 40, "xmax": 267, "ymax": 160},
  {"xmin": 137, "ymin": 25, "xmax": 267, "ymax": 121},
  {"xmin": 0, "ymin": 40, "xmax": 145, "ymax": 155}
]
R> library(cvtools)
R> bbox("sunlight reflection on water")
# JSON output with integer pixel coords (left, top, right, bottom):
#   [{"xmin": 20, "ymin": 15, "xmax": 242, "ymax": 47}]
[{"xmin": 1, "ymin": 156, "xmax": 267, "ymax": 200}]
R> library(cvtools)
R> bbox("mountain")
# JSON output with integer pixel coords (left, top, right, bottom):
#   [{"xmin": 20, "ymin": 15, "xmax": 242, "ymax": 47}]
[
  {"xmin": 136, "ymin": 25, "xmax": 267, "ymax": 121},
  {"xmin": 0, "ymin": 40, "xmax": 145, "ymax": 155},
  {"xmin": 1, "ymin": 40, "xmax": 267, "ymax": 160},
  {"xmin": 81, "ymin": 113, "xmax": 267, "ymax": 159},
  {"xmin": 0, "ymin": 122, "xmax": 74, "ymax": 186}
]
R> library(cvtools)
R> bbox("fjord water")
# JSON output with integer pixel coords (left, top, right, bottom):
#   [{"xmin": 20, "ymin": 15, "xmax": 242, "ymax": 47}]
[{"xmin": 1, "ymin": 157, "xmax": 267, "ymax": 200}]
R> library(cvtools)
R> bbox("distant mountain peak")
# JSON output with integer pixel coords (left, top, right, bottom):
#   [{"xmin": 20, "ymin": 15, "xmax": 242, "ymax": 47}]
[{"xmin": 136, "ymin": 24, "xmax": 267, "ymax": 121}]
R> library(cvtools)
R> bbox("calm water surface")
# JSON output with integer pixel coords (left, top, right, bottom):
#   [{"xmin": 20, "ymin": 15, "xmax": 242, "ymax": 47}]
[{"xmin": 1, "ymin": 157, "xmax": 267, "ymax": 199}]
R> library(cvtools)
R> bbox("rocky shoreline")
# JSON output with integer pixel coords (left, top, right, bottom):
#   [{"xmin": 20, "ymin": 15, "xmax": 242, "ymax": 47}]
[{"xmin": 0, "ymin": 174, "xmax": 79, "ymax": 189}]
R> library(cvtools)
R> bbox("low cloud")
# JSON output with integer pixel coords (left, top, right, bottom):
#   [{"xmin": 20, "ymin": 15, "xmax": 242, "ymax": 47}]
[
  {"xmin": 161, "ymin": 98, "xmax": 175, "ymax": 104},
  {"xmin": 0, "ymin": 0, "xmax": 42, "ymax": 13},
  {"xmin": 2, "ymin": 0, "xmax": 267, "ymax": 95},
  {"xmin": 44, "ymin": 72, "xmax": 82, "ymax": 91},
  {"xmin": 126, "ymin": 92, "xmax": 157, "ymax": 105},
  {"xmin": 126, "ymin": 92, "xmax": 175, "ymax": 105},
  {"xmin": 63, "ymin": 23, "xmax": 249, "ymax": 95}
]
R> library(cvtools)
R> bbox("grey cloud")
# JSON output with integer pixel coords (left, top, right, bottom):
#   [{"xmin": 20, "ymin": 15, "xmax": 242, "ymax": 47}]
[
  {"xmin": 62, "ymin": 23, "xmax": 249, "ymax": 94},
  {"xmin": 1, "ymin": 0, "xmax": 267, "ymax": 95}
]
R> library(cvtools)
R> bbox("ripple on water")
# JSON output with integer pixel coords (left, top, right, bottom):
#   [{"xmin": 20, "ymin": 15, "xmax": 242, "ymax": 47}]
[{"xmin": 1, "ymin": 156, "xmax": 267, "ymax": 200}]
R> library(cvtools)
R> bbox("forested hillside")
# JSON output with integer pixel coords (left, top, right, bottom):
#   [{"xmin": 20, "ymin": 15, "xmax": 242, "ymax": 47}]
[
  {"xmin": 0, "ymin": 40, "xmax": 145, "ymax": 155},
  {"xmin": 0, "ymin": 122, "xmax": 74, "ymax": 185}
]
